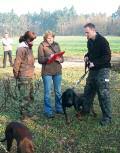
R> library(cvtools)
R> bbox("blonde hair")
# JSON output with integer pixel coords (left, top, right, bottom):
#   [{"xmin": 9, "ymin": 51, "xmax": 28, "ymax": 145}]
[{"xmin": 43, "ymin": 31, "xmax": 55, "ymax": 40}]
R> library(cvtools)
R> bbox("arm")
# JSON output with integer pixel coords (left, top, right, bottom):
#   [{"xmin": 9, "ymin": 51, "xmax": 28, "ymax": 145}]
[
  {"xmin": 13, "ymin": 48, "xmax": 24, "ymax": 78},
  {"xmin": 2, "ymin": 39, "xmax": 9, "ymax": 46},
  {"xmin": 84, "ymin": 42, "xmax": 90, "ymax": 62},
  {"xmin": 2, "ymin": 38, "xmax": 13, "ymax": 46},
  {"xmin": 38, "ymin": 44, "xmax": 49, "ymax": 64},
  {"xmin": 55, "ymin": 43, "xmax": 64, "ymax": 63},
  {"xmin": 93, "ymin": 39, "xmax": 111, "ymax": 66}
]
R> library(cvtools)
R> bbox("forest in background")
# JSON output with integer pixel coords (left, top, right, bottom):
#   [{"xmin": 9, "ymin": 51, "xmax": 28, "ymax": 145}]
[{"xmin": 0, "ymin": 5, "xmax": 120, "ymax": 37}]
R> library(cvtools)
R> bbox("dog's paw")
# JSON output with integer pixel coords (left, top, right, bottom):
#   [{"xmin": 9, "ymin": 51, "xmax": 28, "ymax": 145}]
[{"xmin": 66, "ymin": 119, "xmax": 70, "ymax": 125}]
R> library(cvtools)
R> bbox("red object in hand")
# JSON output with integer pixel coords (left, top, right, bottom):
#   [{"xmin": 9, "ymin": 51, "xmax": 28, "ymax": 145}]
[{"xmin": 47, "ymin": 51, "xmax": 65, "ymax": 64}]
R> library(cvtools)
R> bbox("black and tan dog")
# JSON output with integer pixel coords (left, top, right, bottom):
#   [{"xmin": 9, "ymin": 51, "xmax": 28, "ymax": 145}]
[
  {"xmin": 0, "ymin": 121, "xmax": 34, "ymax": 153},
  {"xmin": 62, "ymin": 88, "xmax": 96, "ymax": 123}
]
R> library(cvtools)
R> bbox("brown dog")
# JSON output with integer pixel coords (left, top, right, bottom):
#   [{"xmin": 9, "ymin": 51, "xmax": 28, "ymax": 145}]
[{"xmin": 0, "ymin": 121, "xmax": 34, "ymax": 153}]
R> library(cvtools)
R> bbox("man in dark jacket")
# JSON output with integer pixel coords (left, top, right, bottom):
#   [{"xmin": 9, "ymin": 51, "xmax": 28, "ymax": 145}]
[{"xmin": 83, "ymin": 23, "xmax": 111, "ymax": 126}]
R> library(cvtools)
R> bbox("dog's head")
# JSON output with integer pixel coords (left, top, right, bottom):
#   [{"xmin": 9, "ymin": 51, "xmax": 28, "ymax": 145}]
[
  {"xmin": 19, "ymin": 138, "xmax": 34, "ymax": 153},
  {"xmin": 62, "ymin": 88, "xmax": 77, "ymax": 107},
  {"xmin": 77, "ymin": 93, "xmax": 85, "ymax": 106}
]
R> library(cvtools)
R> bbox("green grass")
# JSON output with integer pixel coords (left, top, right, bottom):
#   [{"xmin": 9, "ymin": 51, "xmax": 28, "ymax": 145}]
[
  {"xmin": 0, "ymin": 36, "xmax": 120, "ymax": 58},
  {"xmin": 0, "ymin": 67, "xmax": 120, "ymax": 153}
]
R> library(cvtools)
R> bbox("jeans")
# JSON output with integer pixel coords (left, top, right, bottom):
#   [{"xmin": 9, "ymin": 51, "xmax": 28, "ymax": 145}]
[
  {"xmin": 3, "ymin": 50, "xmax": 13, "ymax": 68},
  {"xmin": 42, "ymin": 74, "xmax": 62, "ymax": 115}
]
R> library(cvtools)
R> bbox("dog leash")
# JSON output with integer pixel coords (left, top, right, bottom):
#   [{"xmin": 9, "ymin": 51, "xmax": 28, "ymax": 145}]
[
  {"xmin": 73, "ymin": 70, "xmax": 89, "ymax": 88},
  {"xmin": 73, "ymin": 61, "xmax": 89, "ymax": 88},
  {"xmin": 0, "ymin": 142, "xmax": 8, "ymax": 153}
]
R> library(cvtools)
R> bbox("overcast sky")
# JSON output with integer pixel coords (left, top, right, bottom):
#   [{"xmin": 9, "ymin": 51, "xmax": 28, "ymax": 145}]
[{"xmin": 0, "ymin": 0, "xmax": 120, "ymax": 16}]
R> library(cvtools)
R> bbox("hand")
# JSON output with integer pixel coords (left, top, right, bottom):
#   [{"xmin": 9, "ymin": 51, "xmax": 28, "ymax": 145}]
[
  {"xmin": 14, "ymin": 74, "xmax": 19, "ymax": 79},
  {"xmin": 48, "ymin": 54, "xmax": 54, "ymax": 60},
  {"xmin": 89, "ymin": 62, "xmax": 94, "ymax": 68},
  {"xmin": 84, "ymin": 56, "xmax": 89, "ymax": 62},
  {"xmin": 55, "ymin": 57, "xmax": 61, "ymax": 62}
]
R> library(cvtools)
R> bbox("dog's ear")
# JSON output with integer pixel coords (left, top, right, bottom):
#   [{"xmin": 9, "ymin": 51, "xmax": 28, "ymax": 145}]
[
  {"xmin": 29, "ymin": 142, "xmax": 34, "ymax": 153},
  {"xmin": 61, "ymin": 91, "xmax": 66, "ymax": 100}
]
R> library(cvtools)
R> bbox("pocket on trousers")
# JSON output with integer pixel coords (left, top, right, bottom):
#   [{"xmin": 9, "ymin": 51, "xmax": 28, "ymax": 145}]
[{"xmin": 99, "ymin": 78, "xmax": 109, "ymax": 89}]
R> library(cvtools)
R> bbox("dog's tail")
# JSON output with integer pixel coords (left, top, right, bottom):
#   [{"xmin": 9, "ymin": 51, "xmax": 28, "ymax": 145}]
[{"xmin": 0, "ymin": 138, "xmax": 6, "ymax": 142}]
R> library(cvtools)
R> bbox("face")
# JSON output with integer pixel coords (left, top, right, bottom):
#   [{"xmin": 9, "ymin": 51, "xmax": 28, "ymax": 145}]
[
  {"xmin": 46, "ymin": 35, "xmax": 54, "ymax": 44},
  {"xmin": 84, "ymin": 27, "xmax": 96, "ymax": 40},
  {"xmin": 4, "ymin": 33, "xmax": 9, "ymax": 39}
]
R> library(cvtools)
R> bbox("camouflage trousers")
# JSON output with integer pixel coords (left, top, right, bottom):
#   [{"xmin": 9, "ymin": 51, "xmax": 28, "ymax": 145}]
[
  {"xmin": 17, "ymin": 77, "xmax": 34, "ymax": 117},
  {"xmin": 84, "ymin": 68, "xmax": 112, "ymax": 120}
]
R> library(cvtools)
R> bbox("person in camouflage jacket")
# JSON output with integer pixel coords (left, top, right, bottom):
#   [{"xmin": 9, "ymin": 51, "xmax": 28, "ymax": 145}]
[{"xmin": 13, "ymin": 31, "xmax": 36, "ymax": 120}]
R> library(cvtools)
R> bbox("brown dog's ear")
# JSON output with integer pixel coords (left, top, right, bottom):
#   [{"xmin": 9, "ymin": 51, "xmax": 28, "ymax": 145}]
[
  {"xmin": 19, "ymin": 138, "xmax": 34, "ymax": 153},
  {"xmin": 29, "ymin": 142, "xmax": 34, "ymax": 153}
]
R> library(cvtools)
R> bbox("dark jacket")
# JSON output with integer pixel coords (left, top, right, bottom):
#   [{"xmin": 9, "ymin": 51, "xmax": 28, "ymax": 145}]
[
  {"xmin": 85, "ymin": 33, "xmax": 111, "ymax": 70},
  {"xmin": 38, "ymin": 41, "xmax": 64, "ymax": 75}
]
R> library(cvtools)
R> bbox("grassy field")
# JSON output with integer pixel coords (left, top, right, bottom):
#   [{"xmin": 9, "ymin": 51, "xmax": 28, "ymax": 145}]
[
  {"xmin": 0, "ymin": 36, "xmax": 120, "ymax": 58},
  {"xmin": 0, "ymin": 36, "xmax": 120, "ymax": 153},
  {"xmin": 0, "ymin": 66, "xmax": 120, "ymax": 153}
]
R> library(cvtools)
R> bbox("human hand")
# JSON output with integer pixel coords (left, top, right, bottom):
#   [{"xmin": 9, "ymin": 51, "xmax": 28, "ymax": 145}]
[
  {"xmin": 84, "ymin": 56, "xmax": 89, "ymax": 62},
  {"xmin": 55, "ymin": 57, "xmax": 62, "ymax": 62},
  {"xmin": 89, "ymin": 62, "xmax": 94, "ymax": 68},
  {"xmin": 48, "ymin": 54, "xmax": 54, "ymax": 59}
]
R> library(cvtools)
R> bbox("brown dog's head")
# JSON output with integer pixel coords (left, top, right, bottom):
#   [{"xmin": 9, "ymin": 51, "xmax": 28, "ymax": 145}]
[{"xmin": 19, "ymin": 138, "xmax": 34, "ymax": 153}]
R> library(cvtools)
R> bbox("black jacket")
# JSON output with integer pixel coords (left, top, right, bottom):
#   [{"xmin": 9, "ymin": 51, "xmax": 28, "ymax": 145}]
[{"xmin": 85, "ymin": 33, "xmax": 111, "ymax": 70}]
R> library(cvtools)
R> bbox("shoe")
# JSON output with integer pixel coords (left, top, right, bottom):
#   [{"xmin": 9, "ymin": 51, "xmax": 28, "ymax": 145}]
[
  {"xmin": 44, "ymin": 113, "xmax": 55, "ymax": 119},
  {"xmin": 99, "ymin": 118, "xmax": 111, "ymax": 126}
]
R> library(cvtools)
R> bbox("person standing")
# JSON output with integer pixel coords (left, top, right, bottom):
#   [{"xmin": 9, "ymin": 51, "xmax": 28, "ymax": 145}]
[
  {"xmin": 13, "ymin": 31, "xmax": 36, "ymax": 120},
  {"xmin": 38, "ymin": 31, "xmax": 64, "ymax": 118},
  {"xmin": 2, "ymin": 33, "xmax": 13, "ymax": 68},
  {"xmin": 83, "ymin": 23, "xmax": 112, "ymax": 126}
]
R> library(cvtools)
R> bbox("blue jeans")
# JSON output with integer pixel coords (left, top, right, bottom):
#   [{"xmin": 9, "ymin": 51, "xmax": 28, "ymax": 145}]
[{"xmin": 42, "ymin": 74, "xmax": 63, "ymax": 114}]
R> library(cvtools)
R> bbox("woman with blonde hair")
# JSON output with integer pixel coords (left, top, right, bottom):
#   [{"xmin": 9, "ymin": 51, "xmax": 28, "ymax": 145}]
[{"xmin": 38, "ymin": 31, "xmax": 64, "ymax": 118}]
